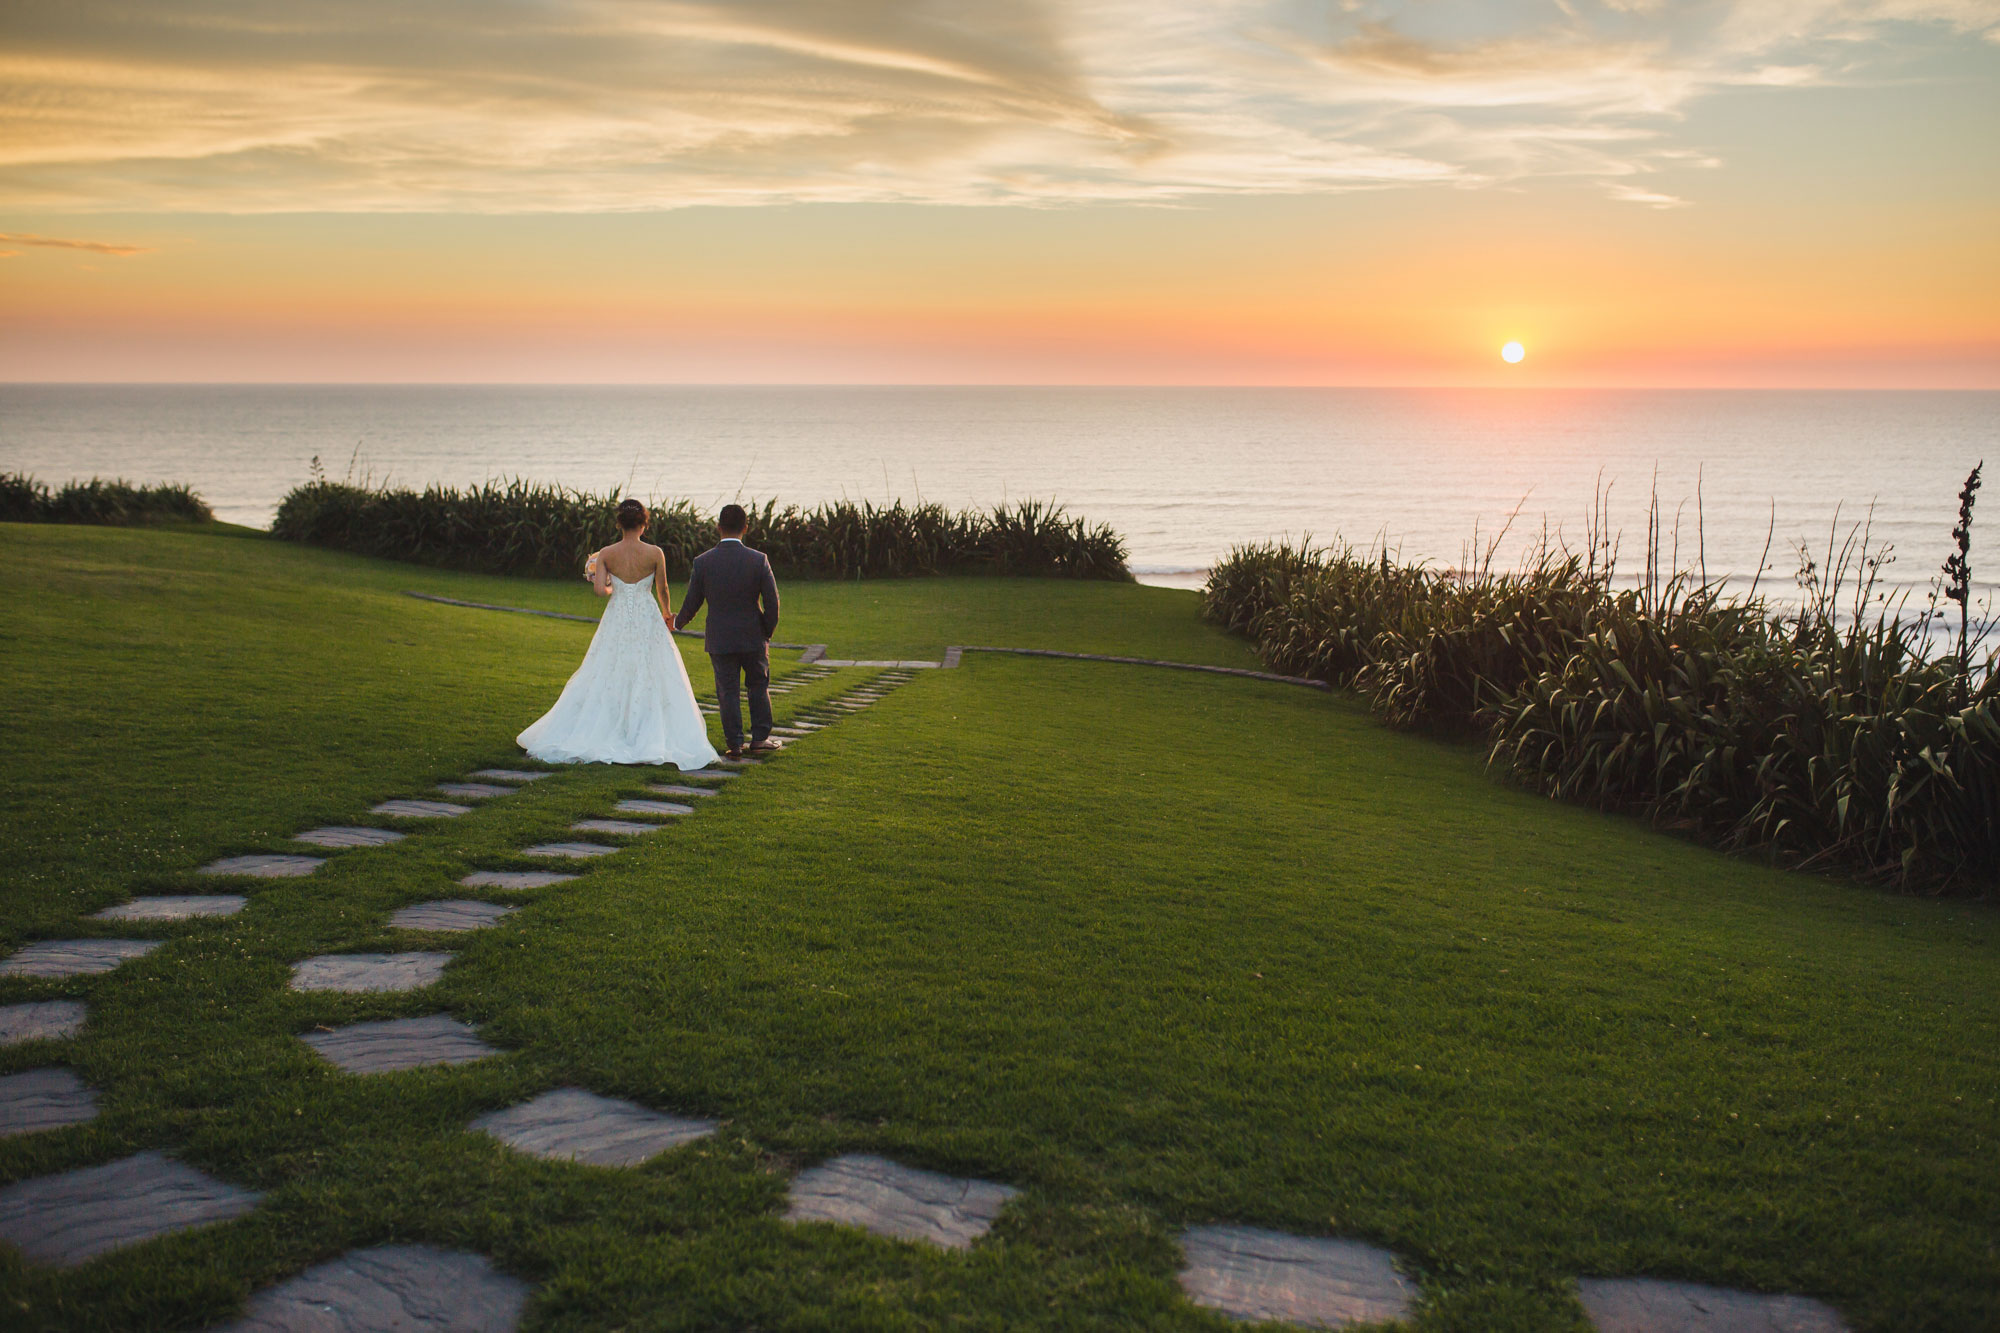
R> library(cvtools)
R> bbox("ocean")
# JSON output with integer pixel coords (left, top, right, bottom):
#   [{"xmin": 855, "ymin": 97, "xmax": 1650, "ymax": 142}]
[{"xmin": 2, "ymin": 385, "xmax": 1993, "ymax": 609}]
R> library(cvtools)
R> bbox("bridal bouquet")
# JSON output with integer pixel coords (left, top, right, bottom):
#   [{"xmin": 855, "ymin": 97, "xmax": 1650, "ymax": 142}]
[{"xmin": 584, "ymin": 552, "xmax": 600, "ymax": 582}]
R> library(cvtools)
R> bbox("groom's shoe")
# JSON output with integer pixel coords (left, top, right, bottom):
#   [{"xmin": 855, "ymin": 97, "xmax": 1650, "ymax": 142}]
[
  {"xmin": 747, "ymin": 738, "xmax": 785, "ymax": 754},
  {"xmin": 722, "ymin": 746, "xmax": 745, "ymax": 760}
]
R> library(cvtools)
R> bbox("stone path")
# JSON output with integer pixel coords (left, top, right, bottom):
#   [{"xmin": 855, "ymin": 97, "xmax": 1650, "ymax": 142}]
[
  {"xmin": 522, "ymin": 841, "xmax": 618, "ymax": 859},
  {"xmin": 0, "ymin": 938, "xmax": 161, "ymax": 978},
  {"xmin": 0, "ymin": 1150, "xmax": 261, "ymax": 1268},
  {"xmin": 473, "ymin": 1087, "xmax": 717, "ymax": 1167},
  {"xmin": 290, "ymin": 952, "xmax": 452, "ymax": 993},
  {"xmin": 648, "ymin": 783, "xmax": 717, "ymax": 798},
  {"xmin": 391, "ymin": 900, "xmax": 518, "ymax": 932},
  {"xmin": 0, "ymin": 1067, "xmax": 98, "ymax": 1137},
  {"xmin": 295, "ymin": 826, "xmax": 406, "ymax": 849},
  {"xmin": 199, "ymin": 853, "xmax": 323, "ymax": 878},
  {"xmin": 303, "ymin": 1014, "xmax": 499, "ymax": 1074},
  {"xmin": 1176, "ymin": 1225, "xmax": 1415, "ymax": 1329},
  {"xmin": 0, "ymin": 999, "xmax": 88, "ymax": 1046},
  {"xmin": 613, "ymin": 799, "xmax": 694, "ymax": 816},
  {"xmin": 1578, "ymin": 1278, "xmax": 1852, "ymax": 1333},
  {"xmin": 373, "ymin": 798, "xmax": 474, "ymax": 818},
  {"xmin": 91, "ymin": 895, "xmax": 246, "ymax": 921},
  {"xmin": 471, "ymin": 768, "xmax": 554, "ymax": 782},
  {"xmin": 462, "ymin": 870, "xmax": 576, "ymax": 889},
  {"xmin": 437, "ymin": 781, "xmax": 518, "ymax": 799},
  {"xmin": 217, "ymin": 1244, "xmax": 529, "ymax": 1333},
  {"xmin": 570, "ymin": 819, "xmax": 661, "ymax": 836},
  {"xmin": 785, "ymin": 1154, "xmax": 1017, "ymax": 1250}
]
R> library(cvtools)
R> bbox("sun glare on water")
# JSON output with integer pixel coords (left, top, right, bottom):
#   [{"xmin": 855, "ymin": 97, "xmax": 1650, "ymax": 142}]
[{"xmin": 1501, "ymin": 341, "xmax": 1525, "ymax": 363}]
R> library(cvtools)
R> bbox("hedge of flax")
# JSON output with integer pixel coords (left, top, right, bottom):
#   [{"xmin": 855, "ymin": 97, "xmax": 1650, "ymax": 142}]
[
  {"xmin": 271, "ymin": 480, "xmax": 1131, "ymax": 581},
  {"xmin": 2, "ymin": 474, "xmax": 213, "ymax": 525},
  {"xmin": 1204, "ymin": 476, "xmax": 1996, "ymax": 894}
]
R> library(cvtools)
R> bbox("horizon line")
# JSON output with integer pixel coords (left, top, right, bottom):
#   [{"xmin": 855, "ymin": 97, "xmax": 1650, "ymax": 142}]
[{"xmin": 5, "ymin": 381, "xmax": 1997, "ymax": 393}]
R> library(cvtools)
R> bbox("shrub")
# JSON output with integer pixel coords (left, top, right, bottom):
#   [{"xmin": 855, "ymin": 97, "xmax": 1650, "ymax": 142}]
[
  {"xmin": 0, "ymin": 474, "xmax": 212, "ymax": 526},
  {"xmin": 1205, "ymin": 510, "xmax": 1998, "ymax": 895},
  {"xmin": 271, "ymin": 479, "xmax": 1130, "ymax": 582}
]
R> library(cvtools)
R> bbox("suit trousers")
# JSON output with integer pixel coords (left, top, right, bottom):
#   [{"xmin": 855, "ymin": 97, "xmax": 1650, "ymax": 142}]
[{"xmin": 708, "ymin": 649, "xmax": 772, "ymax": 749}]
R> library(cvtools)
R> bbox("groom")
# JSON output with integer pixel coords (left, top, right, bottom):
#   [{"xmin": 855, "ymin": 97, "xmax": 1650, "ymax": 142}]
[{"xmin": 676, "ymin": 504, "xmax": 783, "ymax": 759}]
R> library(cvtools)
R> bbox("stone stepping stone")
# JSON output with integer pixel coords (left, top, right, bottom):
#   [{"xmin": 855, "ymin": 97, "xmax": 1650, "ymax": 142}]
[
  {"xmin": 614, "ymin": 800, "xmax": 694, "ymax": 817},
  {"xmin": 521, "ymin": 842, "xmax": 618, "ymax": 859},
  {"xmin": 473, "ymin": 1087, "xmax": 717, "ymax": 1167},
  {"xmin": 90, "ymin": 895, "xmax": 246, "ymax": 922},
  {"xmin": 470, "ymin": 769, "xmax": 553, "ymax": 782},
  {"xmin": 199, "ymin": 853, "xmax": 323, "ymax": 879},
  {"xmin": 295, "ymin": 826, "xmax": 405, "ymax": 849},
  {"xmin": 784, "ymin": 1154, "xmax": 1016, "ymax": 1250},
  {"xmin": 0, "ymin": 1150, "xmax": 262, "ymax": 1268},
  {"xmin": 1578, "ymin": 1278, "xmax": 1850, "ymax": 1333},
  {"xmin": 710, "ymin": 757, "xmax": 762, "ymax": 768},
  {"xmin": 0, "ymin": 939, "xmax": 162, "ymax": 979},
  {"xmin": 571, "ymin": 819, "xmax": 663, "ymax": 836},
  {"xmin": 373, "ymin": 799, "xmax": 474, "ymax": 819},
  {"xmin": 0, "ymin": 1068, "xmax": 98, "ymax": 1138},
  {"xmin": 437, "ymin": 782, "xmax": 516, "ymax": 799},
  {"xmin": 1176, "ymin": 1225, "xmax": 1415, "ymax": 1329},
  {"xmin": 391, "ymin": 901, "xmax": 518, "ymax": 932},
  {"xmin": 303, "ymin": 1014, "xmax": 498, "ymax": 1074},
  {"xmin": 0, "ymin": 1000, "xmax": 87, "ymax": 1046},
  {"xmin": 771, "ymin": 727, "xmax": 816, "ymax": 738},
  {"xmin": 648, "ymin": 784, "xmax": 717, "ymax": 798},
  {"xmin": 290, "ymin": 952, "xmax": 452, "ymax": 993},
  {"xmin": 462, "ymin": 870, "xmax": 576, "ymax": 889},
  {"xmin": 672, "ymin": 768, "xmax": 739, "ymax": 780},
  {"xmin": 217, "ymin": 1244, "xmax": 529, "ymax": 1333}
]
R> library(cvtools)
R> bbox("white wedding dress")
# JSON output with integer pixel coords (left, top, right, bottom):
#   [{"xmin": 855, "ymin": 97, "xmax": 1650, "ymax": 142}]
[{"xmin": 517, "ymin": 573, "xmax": 721, "ymax": 769}]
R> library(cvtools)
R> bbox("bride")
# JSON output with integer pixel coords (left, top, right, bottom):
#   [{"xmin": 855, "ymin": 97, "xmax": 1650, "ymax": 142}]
[{"xmin": 518, "ymin": 499, "xmax": 721, "ymax": 769}]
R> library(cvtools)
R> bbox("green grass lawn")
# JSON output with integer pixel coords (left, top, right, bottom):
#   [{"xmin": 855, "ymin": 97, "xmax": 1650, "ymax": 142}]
[{"xmin": 1, "ymin": 522, "xmax": 1996, "ymax": 1332}]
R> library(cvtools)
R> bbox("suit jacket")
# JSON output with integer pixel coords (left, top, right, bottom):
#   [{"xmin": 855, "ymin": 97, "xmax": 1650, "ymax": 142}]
[{"xmin": 677, "ymin": 539, "xmax": 780, "ymax": 655}]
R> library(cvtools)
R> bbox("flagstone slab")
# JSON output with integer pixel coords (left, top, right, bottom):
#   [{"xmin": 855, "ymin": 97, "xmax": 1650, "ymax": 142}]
[
  {"xmin": 437, "ymin": 783, "xmax": 516, "ymax": 799},
  {"xmin": 0, "ymin": 939, "xmax": 162, "ymax": 979},
  {"xmin": 295, "ymin": 826, "xmax": 405, "ymax": 849},
  {"xmin": 1578, "ymin": 1278, "xmax": 1850, "ymax": 1333},
  {"xmin": 614, "ymin": 800, "xmax": 694, "ymax": 817},
  {"xmin": 290, "ymin": 952, "xmax": 452, "ymax": 993},
  {"xmin": 471, "ymin": 769, "xmax": 554, "ymax": 782},
  {"xmin": 461, "ymin": 871, "xmax": 577, "ymax": 889},
  {"xmin": 303, "ymin": 1014, "xmax": 498, "ymax": 1074},
  {"xmin": 571, "ymin": 819, "xmax": 663, "ymax": 836},
  {"xmin": 473, "ymin": 1087, "xmax": 717, "ymax": 1167},
  {"xmin": 372, "ymin": 800, "xmax": 474, "ymax": 819},
  {"xmin": 199, "ymin": 854, "xmax": 323, "ymax": 879},
  {"xmin": 1176, "ymin": 1226, "xmax": 1415, "ymax": 1329},
  {"xmin": 670, "ymin": 768, "xmax": 738, "ymax": 780},
  {"xmin": 771, "ymin": 727, "xmax": 816, "ymax": 738},
  {"xmin": 391, "ymin": 901, "xmax": 518, "ymax": 933},
  {"xmin": 216, "ymin": 1244, "xmax": 529, "ymax": 1333},
  {"xmin": 648, "ymin": 784, "xmax": 717, "ymax": 798},
  {"xmin": 785, "ymin": 1154, "xmax": 1016, "ymax": 1250},
  {"xmin": 0, "ymin": 1001, "xmax": 87, "ymax": 1046},
  {"xmin": 0, "ymin": 1068, "xmax": 98, "ymax": 1138},
  {"xmin": 91, "ymin": 895, "xmax": 247, "ymax": 922},
  {"xmin": 521, "ymin": 842, "xmax": 618, "ymax": 859},
  {"xmin": 0, "ymin": 1150, "xmax": 262, "ymax": 1268}
]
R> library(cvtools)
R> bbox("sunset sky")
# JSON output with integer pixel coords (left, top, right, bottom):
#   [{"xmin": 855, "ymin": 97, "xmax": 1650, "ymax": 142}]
[{"xmin": 3, "ymin": 0, "xmax": 1997, "ymax": 385}]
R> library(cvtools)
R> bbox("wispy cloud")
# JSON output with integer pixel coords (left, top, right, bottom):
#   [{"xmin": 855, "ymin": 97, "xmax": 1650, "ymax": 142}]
[
  {"xmin": 0, "ymin": 231, "xmax": 150, "ymax": 255},
  {"xmin": 0, "ymin": 1, "xmax": 1992, "ymax": 212}
]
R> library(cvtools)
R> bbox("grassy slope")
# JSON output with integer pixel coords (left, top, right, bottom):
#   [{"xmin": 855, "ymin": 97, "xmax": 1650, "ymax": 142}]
[{"xmin": 0, "ymin": 523, "xmax": 1995, "ymax": 1333}]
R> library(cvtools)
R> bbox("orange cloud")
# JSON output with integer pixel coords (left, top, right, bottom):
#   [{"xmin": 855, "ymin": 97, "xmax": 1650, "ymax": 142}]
[{"xmin": 0, "ymin": 231, "xmax": 149, "ymax": 256}]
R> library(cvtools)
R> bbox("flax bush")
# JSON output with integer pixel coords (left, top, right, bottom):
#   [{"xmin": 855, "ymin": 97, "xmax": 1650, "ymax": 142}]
[
  {"xmin": 1205, "ymin": 530, "xmax": 1997, "ymax": 894},
  {"xmin": 1, "ymin": 474, "xmax": 213, "ymax": 525},
  {"xmin": 272, "ymin": 479, "xmax": 1129, "ymax": 581}
]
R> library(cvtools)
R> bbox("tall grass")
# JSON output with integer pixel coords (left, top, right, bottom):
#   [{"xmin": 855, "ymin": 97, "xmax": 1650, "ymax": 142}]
[
  {"xmin": 1, "ymin": 474, "xmax": 213, "ymax": 526},
  {"xmin": 271, "ymin": 479, "xmax": 1130, "ymax": 581},
  {"xmin": 1204, "ymin": 490, "xmax": 1997, "ymax": 894}
]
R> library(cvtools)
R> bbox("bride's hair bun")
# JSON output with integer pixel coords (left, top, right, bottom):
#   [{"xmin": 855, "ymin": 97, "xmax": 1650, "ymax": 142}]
[{"xmin": 615, "ymin": 498, "xmax": 648, "ymax": 531}]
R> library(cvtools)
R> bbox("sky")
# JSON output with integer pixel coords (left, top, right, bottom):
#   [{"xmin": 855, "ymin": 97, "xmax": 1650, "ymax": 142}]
[{"xmin": 3, "ymin": 0, "xmax": 1997, "ymax": 385}]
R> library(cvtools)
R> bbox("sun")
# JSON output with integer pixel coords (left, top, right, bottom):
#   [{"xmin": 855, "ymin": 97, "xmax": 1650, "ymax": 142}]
[{"xmin": 1501, "ymin": 341, "xmax": 1526, "ymax": 364}]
